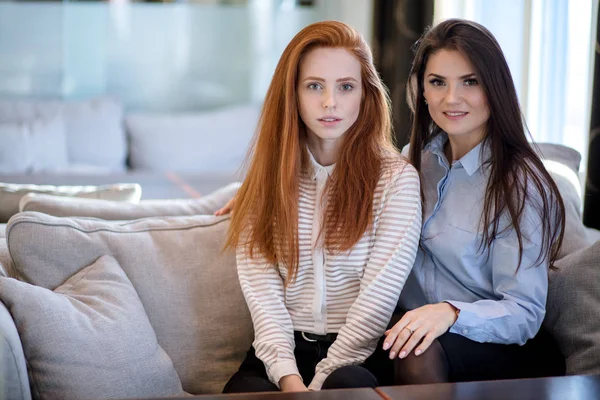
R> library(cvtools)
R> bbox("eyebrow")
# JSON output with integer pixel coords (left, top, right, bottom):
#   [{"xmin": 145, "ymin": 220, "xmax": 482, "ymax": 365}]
[
  {"xmin": 302, "ymin": 76, "xmax": 359, "ymax": 83},
  {"xmin": 427, "ymin": 73, "xmax": 477, "ymax": 79}
]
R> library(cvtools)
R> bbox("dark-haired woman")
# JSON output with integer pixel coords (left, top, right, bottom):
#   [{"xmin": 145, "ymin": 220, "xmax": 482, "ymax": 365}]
[{"xmin": 383, "ymin": 18, "xmax": 566, "ymax": 384}]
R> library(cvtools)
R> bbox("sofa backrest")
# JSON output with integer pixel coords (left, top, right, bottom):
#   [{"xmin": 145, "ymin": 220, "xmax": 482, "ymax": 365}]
[{"xmin": 6, "ymin": 212, "xmax": 254, "ymax": 394}]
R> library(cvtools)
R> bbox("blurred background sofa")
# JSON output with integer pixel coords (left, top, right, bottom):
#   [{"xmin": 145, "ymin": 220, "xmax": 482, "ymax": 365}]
[{"xmin": 0, "ymin": 97, "xmax": 260, "ymax": 226}]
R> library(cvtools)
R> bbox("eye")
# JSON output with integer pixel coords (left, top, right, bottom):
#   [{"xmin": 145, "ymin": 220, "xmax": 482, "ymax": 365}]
[
  {"xmin": 340, "ymin": 83, "xmax": 354, "ymax": 91},
  {"xmin": 428, "ymin": 78, "xmax": 445, "ymax": 87},
  {"xmin": 307, "ymin": 82, "xmax": 322, "ymax": 90},
  {"xmin": 464, "ymin": 78, "xmax": 479, "ymax": 86}
]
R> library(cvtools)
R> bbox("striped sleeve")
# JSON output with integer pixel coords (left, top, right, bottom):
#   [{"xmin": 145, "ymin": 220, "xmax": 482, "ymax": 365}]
[
  {"xmin": 236, "ymin": 243, "xmax": 299, "ymax": 387},
  {"xmin": 308, "ymin": 162, "xmax": 422, "ymax": 390}
]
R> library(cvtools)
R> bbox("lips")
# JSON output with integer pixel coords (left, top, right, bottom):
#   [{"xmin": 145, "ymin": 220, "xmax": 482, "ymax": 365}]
[
  {"xmin": 318, "ymin": 116, "xmax": 342, "ymax": 122},
  {"xmin": 443, "ymin": 111, "xmax": 468, "ymax": 121}
]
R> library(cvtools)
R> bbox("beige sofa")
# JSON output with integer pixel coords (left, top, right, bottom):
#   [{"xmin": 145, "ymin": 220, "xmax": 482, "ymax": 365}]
[
  {"xmin": 0, "ymin": 145, "xmax": 598, "ymax": 399},
  {"xmin": 0, "ymin": 183, "xmax": 255, "ymax": 399}
]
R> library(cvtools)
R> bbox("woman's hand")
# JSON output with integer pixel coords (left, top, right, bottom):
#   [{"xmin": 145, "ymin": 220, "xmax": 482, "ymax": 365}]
[
  {"xmin": 279, "ymin": 375, "xmax": 308, "ymax": 392},
  {"xmin": 214, "ymin": 196, "xmax": 237, "ymax": 216},
  {"xmin": 383, "ymin": 303, "xmax": 459, "ymax": 359}
]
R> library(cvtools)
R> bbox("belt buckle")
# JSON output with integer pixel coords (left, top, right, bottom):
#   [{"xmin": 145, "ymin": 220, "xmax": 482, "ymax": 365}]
[{"xmin": 301, "ymin": 332, "xmax": 318, "ymax": 342}]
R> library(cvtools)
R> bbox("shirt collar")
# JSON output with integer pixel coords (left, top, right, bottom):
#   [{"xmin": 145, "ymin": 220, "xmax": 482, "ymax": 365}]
[
  {"xmin": 307, "ymin": 147, "xmax": 336, "ymax": 181},
  {"xmin": 426, "ymin": 132, "xmax": 489, "ymax": 176}
]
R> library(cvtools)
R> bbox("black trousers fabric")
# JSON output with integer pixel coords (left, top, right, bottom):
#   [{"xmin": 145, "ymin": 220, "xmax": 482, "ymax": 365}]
[
  {"xmin": 435, "ymin": 327, "xmax": 565, "ymax": 382},
  {"xmin": 389, "ymin": 312, "xmax": 565, "ymax": 383},
  {"xmin": 222, "ymin": 331, "xmax": 393, "ymax": 393}
]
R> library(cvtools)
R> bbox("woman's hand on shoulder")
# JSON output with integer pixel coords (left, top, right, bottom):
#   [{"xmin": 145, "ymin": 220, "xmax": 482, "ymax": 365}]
[
  {"xmin": 279, "ymin": 375, "xmax": 308, "ymax": 392},
  {"xmin": 383, "ymin": 302, "xmax": 459, "ymax": 359},
  {"xmin": 214, "ymin": 196, "xmax": 237, "ymax": 216}
]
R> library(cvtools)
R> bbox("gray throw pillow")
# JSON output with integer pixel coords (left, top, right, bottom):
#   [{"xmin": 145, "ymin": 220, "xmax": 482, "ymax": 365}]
[
  {"xmin": 0, "ymin": 255, "xmax": 185, "ymax": 400},
  {"xmin": 544, "ymin": 241, "xmax": 600, "ymax": 375}
]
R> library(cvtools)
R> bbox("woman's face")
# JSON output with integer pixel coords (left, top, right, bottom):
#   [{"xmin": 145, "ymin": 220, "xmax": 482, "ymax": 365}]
[
  {"xmin": 297, "ymin": 47, "xmax": 363, "ymax": 149},
  {"xmin": 423, "ymin": 49, "xmax": 490, "ymax": 145}
]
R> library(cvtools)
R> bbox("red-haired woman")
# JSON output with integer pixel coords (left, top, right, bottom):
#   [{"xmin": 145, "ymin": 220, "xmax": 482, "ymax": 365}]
[{"xmin": 221, "ymin": 21, "xmax": 422, "ymax": 393}]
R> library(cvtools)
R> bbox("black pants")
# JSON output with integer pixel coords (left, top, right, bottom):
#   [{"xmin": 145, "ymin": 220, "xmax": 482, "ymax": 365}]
[
  {"xmin": 435, "ymin": 327, "xmax": 565, "ymax": 382},
  {"xmin": 222, "ymin": 331, "xmax": 393, "ymax": 393},
  {"xmin": 390, "ymin": 312, "xmax": 565, "ymax": 383}
]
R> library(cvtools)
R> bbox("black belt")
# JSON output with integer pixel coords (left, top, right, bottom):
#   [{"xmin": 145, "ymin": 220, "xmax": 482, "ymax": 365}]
[{"xmin": 295, "ymin": 330, "xmax": 338, "ymax": 343}]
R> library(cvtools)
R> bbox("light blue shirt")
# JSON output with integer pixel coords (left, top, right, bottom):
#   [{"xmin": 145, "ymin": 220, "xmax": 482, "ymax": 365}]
[{"xmin": 399, "ymin": 134, "xmax": 548, "ymax": 345}]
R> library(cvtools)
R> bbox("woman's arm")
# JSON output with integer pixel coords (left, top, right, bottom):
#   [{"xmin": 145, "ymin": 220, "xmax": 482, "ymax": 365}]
[
  {"xmin": 385, "ymin": 198, "xmax": 549, "ymax": 360},
  {"xmin": 236, "ymin": 244, "xmax": 305, "ymax": 390},
  {"xmin": 445, "ymin": 210, "xmax": 548, "ymax": 345},
  {"xmin": 308, "ymin": 163, "xmax": 422, "ymax": 390}
]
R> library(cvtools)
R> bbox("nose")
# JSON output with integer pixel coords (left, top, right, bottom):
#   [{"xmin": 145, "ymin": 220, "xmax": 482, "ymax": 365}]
[
  {"xmin": 445, "ymin": 83, "xmax": 462, "ymax": 105},
  {"xmin": 322, "ymin": 89, "xmax": 336, "ymax": 110}
]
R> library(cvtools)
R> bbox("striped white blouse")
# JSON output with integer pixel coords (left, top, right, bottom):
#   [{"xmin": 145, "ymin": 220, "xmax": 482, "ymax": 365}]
[{"xmin": 236, "ymin": 151, "xmax": 422, "ymax": 390}]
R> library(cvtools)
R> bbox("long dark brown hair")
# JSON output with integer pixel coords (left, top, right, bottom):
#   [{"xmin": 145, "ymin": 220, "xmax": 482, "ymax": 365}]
[
  {"xmin": 226, "ymin": 21, "xmax": 396, "ymax": 285},
  {"xmin": 407, "ymin": 18, "xmax": 565, "ymax": 269}
]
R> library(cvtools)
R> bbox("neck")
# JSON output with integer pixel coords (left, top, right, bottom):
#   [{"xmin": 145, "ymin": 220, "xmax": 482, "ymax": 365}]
[
  {"xmin": 445, "ymin": 134, "xmax": 484, "ymax": 162},
  {"xmin": 306, "ymin": 135, "xmax": 342, "ymax": 166}
]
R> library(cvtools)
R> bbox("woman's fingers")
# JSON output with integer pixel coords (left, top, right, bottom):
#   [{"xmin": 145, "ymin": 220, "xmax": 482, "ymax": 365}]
[
  {"xmin": 399, "ymin": 325, "xmax": 427, "ymax": 358},
  {"xmin": 383, "ymin": 317, "xmax": 412, "ymax": 350},
  {"xmin": 385, "ymin": 304, "xmax": 456, "ymax": 358},
  {"xmin": 214, "ymin": 197, "xmax": 236, "ymax": 216},
  {"xmin": 388, "ymin": 325, "xmax": 415, "ymax": 359},
  {"xmin": 414, "ymin": 332, "xmax": 436, "ymax": 356}
]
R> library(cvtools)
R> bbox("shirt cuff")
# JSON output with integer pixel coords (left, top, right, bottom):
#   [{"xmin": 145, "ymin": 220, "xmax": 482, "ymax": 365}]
[
  {"xmin": 308, "ymin": 371, "xmax": 329, "ymax": 391},
  {"xmin": 267, "ymin": 360, "xmax": 301, "ymax": 389},
  {"xmin": 445, "ymin": 300, "xmax": 508, "ymax": 344}
]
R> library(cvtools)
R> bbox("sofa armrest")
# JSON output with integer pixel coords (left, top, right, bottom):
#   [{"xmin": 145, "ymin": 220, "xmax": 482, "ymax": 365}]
[{"xmin": 20, "ymin": 182, "xmax": 241, "ymax": 220}]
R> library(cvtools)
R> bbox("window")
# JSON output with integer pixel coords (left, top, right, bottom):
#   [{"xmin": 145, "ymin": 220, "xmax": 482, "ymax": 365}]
[{"xmin": 434, "ymin": 0, "xmax": 595, "ymax": 171}]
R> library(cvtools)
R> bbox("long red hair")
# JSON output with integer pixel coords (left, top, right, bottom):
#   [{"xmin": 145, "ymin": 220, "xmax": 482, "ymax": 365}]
[{"xmin": 226, "ymin": 21, "xmax": 396, "ymax": 285}]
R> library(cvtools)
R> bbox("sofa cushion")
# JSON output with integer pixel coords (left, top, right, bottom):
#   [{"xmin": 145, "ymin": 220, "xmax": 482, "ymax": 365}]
[
  {"xmin": 62, "ymin": 97, "xmax": 127, "ymax": 170},
  {"xmin": 0, "ymin": 295, "xmax": 30, "ymax": 400},
  {"xmin": 0, "ymin": 182, "xmax": 141, "ymax": 223},
  {"xmin": 534, "ymin": 143, "xmax": 600, "ymax": 258},
  {"xmin": 126, "ymin": 104, "xmax": 260, "ymax": 173},
  {"xmin": 544, "ymin": 240, "xmax": 600, "ymax": 375},
  {"xmin": 0, "ymin": 97, "xmax": 127, "ymax": 171},
  {"xmin": 19, "ymin": 182, "xmax": 240, "ymax": 220},
  {"xmin": 6, "ymin": 212, "xmax": 253, "ymax": 394},
  {"xmin": 0, "ymin": 255, "xmax": 184, "ymax": 399},
  {"xmin": 0, "ymin": 115, "xmax": 68, "ymax": 174}
]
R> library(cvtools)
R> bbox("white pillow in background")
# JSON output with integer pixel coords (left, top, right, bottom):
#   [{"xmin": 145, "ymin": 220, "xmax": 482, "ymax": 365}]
[
  {"xmin": 0, "ymin": 182, "xmax": 142, "ymax": 223},
  {"xmin": 0, "ymin": 99, "xmax": 62, "ymax": 121},
  {"xmin": 0, "ymin": 121, "xmax": 34, "ymax": 173},
  {"xmin": 126, "ymin": 104, "xmax": 260, "ymax": 173},
  {"xmin": 0, "ymin": 97, "xmax": 127, "ymax": 171},
  {"xmin": 62, "ymin": 97, "xmax": 127, "ymax": 171},
  {"xmin": 0, "ymin": 115, "xmax": 68, "ymax": 174}
]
